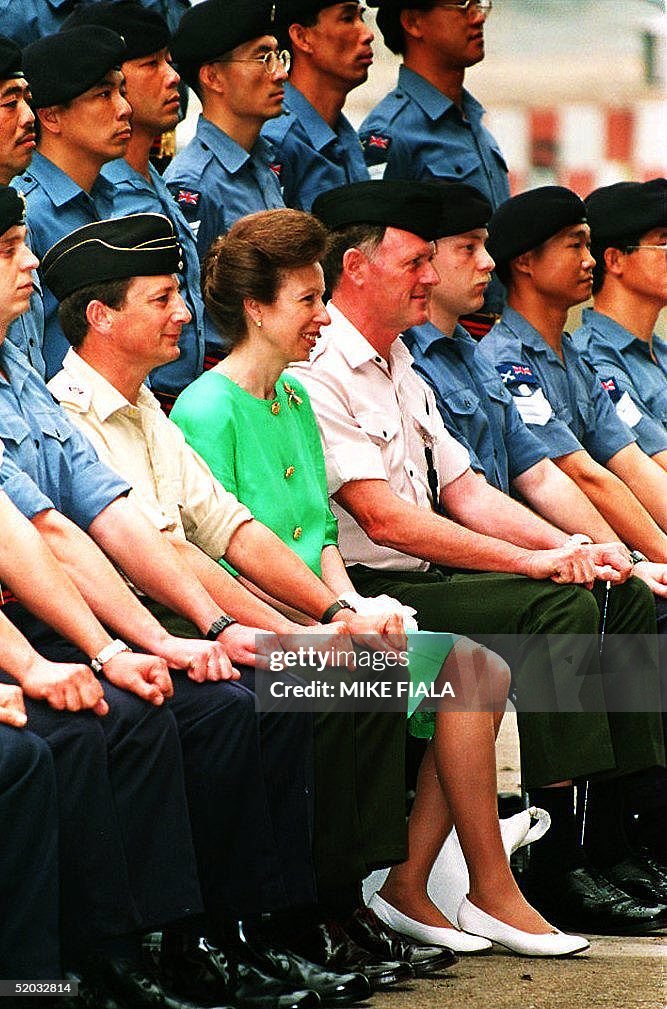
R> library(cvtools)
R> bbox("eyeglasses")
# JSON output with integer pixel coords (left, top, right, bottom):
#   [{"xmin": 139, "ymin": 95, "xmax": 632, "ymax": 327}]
[
  {"xmin": 433, "ymin": 0, "xmax": 493, "ymax": 15},
  {"xmin": 624, "ymin": 243, "xmax": 667, "ymax": 255},
  {"xmin": 219, "ymin": 49, "xmax": 291, "ymax": 76}
]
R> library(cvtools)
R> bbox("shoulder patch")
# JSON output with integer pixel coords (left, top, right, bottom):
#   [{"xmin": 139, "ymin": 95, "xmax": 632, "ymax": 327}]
[
  {"xmin": 599, "ymin": 376, "xmax": 622, "ymax": 404},
  {"xmin": 359, "ymin": 132, "xmax": 392, "ymax": 167},
  {"xmin": 269, "ymin": 162, "xmax": 282, "ymax": 181},
  {"xmin": 495, "ymin": 362, "xmax": 539, "ymax": 390},
  {"xmin": 175, "ymin": 188, "xmax": 200, "ymax": 208}
]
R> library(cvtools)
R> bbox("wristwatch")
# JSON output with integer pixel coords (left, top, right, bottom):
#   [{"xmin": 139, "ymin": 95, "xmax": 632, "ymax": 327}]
[
  {"xmin": 320, "ymin": 599, "xmax": 356, "ymax": 624},
  {"xmin": 206, "ymin": 614, "xmax": 238, "ymax": 640},
  {"xmin": 91, "ymin": 638, "xmax": 131, "ymax": 674},
  {"xmin": 629, "ymin": 549, "xmax": 648, "ymax": 565}
]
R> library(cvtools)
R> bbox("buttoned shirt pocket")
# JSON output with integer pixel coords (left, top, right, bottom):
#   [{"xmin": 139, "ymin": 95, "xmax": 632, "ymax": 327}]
[
  {"xmin": 422, "ymin": 149, "xmax": 480, "ymax": 184},
  {"xmin": 357, "ymin": 410, "xmax": 400, "ymax": 446}
]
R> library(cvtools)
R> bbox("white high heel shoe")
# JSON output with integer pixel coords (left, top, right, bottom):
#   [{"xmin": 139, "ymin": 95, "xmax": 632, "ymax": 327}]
[
  {"xmin": 457, "ymin": 897, "xmax": 590, "ymax": 957},
  {"xmin": 368, "ymin": 893, "xmax": 492, "ymax": 953}
]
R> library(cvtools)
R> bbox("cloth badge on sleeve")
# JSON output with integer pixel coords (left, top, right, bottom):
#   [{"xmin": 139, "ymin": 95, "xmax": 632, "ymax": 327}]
[
  {"xmin": 360, "ymin": 133, "xmax": 391, "ymax": 177},
  {"xmin": 600, "ymin": 378, "xmax": 643, "ymax": 428},
  {"xmin": 496, "ymin": 363, "xmax": 552, "ymax": 424},
  {"xmin": 176, "ymin": 189, "xmax": 200, "ymax": 207}
]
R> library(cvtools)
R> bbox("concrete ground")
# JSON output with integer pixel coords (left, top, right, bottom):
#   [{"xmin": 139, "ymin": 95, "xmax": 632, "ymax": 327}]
[{"xmin": 369, "ymin": 715, "xmax": 666, "ymax": 1009}]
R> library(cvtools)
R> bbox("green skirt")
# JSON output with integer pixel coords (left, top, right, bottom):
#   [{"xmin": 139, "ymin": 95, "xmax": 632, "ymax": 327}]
[{"xmin": 406, "ymin": 631, "xmax": 458, "ymax": 739}]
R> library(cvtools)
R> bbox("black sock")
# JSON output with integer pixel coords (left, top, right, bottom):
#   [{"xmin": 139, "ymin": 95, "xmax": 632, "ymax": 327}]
[
  {"xmin": 526, "ymin": 785, "xmax": 583, "ymax": 879},
  {"xmin": 582, "ymin": 779, "xmax": 634, "ymax": 869}
]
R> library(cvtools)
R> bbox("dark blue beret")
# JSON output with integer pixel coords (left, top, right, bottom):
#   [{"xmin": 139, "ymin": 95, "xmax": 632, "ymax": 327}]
[
  {"xmin": 275, "ymin": 1, "xmax": 340, "ymax": 28},
  {"xmin": 585, "ymin": 179, "xmax": 667, "ymax": 249},
  {"xmin": 0, "ymin": 185, "xmax": 26, "ymax": 237},
  {"xmin": 23, "ymin": 26, "xmax": 126, "ymax": 108},
  {"xmin": 0, "ymin": 34, "xmax": 25, "ymax": 81},
  {"xmin": 42, "ymin": 213, "xmax": 184, "ymax": 301},
  {"xmin": 172, "ymin": 0, "xmax": 277, "ymax": 88},
  {"xmin": 487, "ymin": 186, "xmax": 587, "ymax": 271},
  {"xmin": 313, "ymin": 179, "xmax": 477, "ymax": 241},
  {"xmin": 61, "ymin": 1, "xmax": 171, "ymax": 61}
]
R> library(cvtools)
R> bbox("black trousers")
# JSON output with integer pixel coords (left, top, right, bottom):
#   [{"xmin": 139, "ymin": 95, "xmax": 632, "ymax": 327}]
[
  {"xmin": 1, "ymin": 604, "xmax": 202, "ymax": 961},
  {"xmin": 0, "ymin": 725, "xmax": 60, "ymax": 979},
  {"xmin": 144, "ymin": 601, "xmax": 317, "ymax": 921},
  {"xmin": 348, "ymin": 568, "xmax": 665, "ymax": 789}
]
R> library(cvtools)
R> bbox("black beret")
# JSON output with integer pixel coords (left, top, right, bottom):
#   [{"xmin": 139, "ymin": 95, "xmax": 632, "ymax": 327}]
[
  {"xmin": 487, "ymin": 186, "xmax": 587, "ymax": 271},
  {"xmin": 0, "ymin": 186, "xmax": 26, "ymax": 237},
  {"xmin": 23, "ymin": 26, "xmax": 127, "ymax": 109},
  {"xmin": 61, "ymin": 1, "xmax": 171, "ymax": 61},
  {"xmin": 0, "ymin": 34, "xmax": 25, "ymax": 81},
  {"xmin": 423, "ymin": 180, "xmax": 491, "ymax": 238},
  {"xmin": 172, "ymin": 0, "xmax": 277, "ymax": 88},
  {"xmin": 585, "ymin": 179, "xmax": 667, "ymax": 250},
  {"xmin": 313, "ymin": 179, "xmax": 477, "ymax": 242},
  {"xmin": 42, "ymin": 213, "xmax": 184, "ymax": 302}
]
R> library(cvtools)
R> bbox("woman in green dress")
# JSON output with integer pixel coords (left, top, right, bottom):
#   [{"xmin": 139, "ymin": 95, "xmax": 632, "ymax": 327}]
[{"xmin": 172, "ymin": 209, "xmax": 587, "ymax": 957}]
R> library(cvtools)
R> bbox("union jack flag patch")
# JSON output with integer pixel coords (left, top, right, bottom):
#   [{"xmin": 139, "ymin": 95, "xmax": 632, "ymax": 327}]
[{"xmin": 176, "ymin": 189, "xmax": 200, "ymax": 207}]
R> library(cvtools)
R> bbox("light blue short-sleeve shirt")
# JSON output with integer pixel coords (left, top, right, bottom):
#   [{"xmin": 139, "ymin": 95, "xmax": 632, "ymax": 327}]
[
  {"xmin": 574, "ymin": 307, "xmax": 667, "ymax": 458},
  {"xmin": 478, "ymin": 307, "xmax": 636, "ymax": 465}
]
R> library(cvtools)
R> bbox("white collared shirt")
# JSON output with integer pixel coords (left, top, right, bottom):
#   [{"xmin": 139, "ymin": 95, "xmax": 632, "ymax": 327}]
[{"xmin": 290, "ymin": 305, "xmax": 470, "ymax": 571}]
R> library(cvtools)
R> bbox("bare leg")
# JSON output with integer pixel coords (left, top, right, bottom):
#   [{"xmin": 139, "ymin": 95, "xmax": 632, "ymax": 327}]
[{"xmin": 380, "ymin": 640, "xmax": 553, "ymax": 933}]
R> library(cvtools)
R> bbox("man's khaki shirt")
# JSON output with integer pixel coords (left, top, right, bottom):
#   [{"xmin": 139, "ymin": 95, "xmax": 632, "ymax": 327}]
[{"xmin": 48, "ymin": 349, "xmax": 252, "ymax": 561}]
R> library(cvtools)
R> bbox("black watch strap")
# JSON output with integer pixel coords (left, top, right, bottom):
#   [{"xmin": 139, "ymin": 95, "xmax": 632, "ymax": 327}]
[
  {"xmin": 320, "ymin": 599, "xmax": 355, "ymax": 624},
  {"xmin": 206, "ymin": 614, "xmax": 237, "ymax": 640}
]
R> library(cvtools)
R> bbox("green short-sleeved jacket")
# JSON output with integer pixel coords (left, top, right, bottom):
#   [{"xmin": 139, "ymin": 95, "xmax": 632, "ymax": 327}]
[{"xmin": 171, "ymin": 370, "xmax": 338, "ymax": 578}]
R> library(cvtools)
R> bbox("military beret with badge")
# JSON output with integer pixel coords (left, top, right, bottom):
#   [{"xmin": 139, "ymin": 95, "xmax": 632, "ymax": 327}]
[
  {"xmin": 0, "ymin": 34, "xmax": 25, "ymax": 82},
  {"xmin": 60, "ymin": 0, "xmax": 171, "ymax": 61},
  {"xmin": 172, "ymin": 0, "xmax": 278, "ymax": 89},
  {"xmin": 22, "ymin": 26, "xmax": 127, "ymax": 108},
  {"xmin": 486, "ymin": 185, "xmax": 587, "ymax": 273},
  {"xmin": 0, "ymin": 185, "xmax": 26, "ymax": 237},
  {"xmin": 41, "ymin": 213, "xmax": 184, "ymax": 302},
  {"xmin": 584, "ymin": 178, "xmax": 667, "ymax": 250}
]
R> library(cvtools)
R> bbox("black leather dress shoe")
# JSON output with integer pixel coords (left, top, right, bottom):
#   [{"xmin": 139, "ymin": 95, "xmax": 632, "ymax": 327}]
[
  {"xmin": 147, "ymin": 934, "xmax": 320, "ymax": 1009},
  {"xmin": 521, "ymin": 864, "xmax": 667, "ymax": 935},
  {"xmin": 81, "ymin": 955, "xmax": 233, "ymax": 1009},
  {"xmin": 604, "ymin": 852, "xmax": 667, "ymax": 906},
  {"xmin": 344, "ymin": 905, "xmax": 457, "ymax": 977},
  {"xmin": 236, "ymin": 926, "xmax": 371, "ymax": 1006},
  {"xmin": 285, "ymin": 921, "xmax": 414, "ymax": 991}
]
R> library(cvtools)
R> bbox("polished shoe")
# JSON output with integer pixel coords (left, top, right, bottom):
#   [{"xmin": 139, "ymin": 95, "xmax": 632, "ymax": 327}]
[
  {"xmin": 457, "ymin": 897, "xmax": 589, "ymax": 957},
  {"xmin": 604, "ymin": 852, "xmax": 667, "ymax": 906},
  {"xmin": 345, "ymin": 905, "xmax": 457, "ymax": 976},
  {"xmin": 81, "ymin": 954, "xmax": 233, "ymax": 1009},
  {"xmin": 520, "ymin": 864, "xmax": 667, "ymax": 935},
  {"xmin": 236, "ymin": 926, "xmax": 371, "ymax": 1006},
  {"xmin": 144, "ymin": 935, "xmax": 319, "ymax": 1009},
  {"xmin": 285, "ymin": 920, "xmax": 414, "ymax": 990},
  {"xmin": 368, "ymin": 892, "xmax": 492, "ymax": 953}
]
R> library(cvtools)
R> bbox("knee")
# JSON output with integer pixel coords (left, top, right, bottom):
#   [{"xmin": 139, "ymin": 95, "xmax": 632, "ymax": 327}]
[
  {"xmin": 448, "ymin": 637, "xmax": 511, "ymax": 699},
  {"xmin": 0, "ymin": 725, "xmax": 54, "ymax": 791}
]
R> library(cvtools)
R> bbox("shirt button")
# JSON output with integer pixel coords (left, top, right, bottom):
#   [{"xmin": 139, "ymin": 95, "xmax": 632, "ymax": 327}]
[
  {"xmin": 454, "ymin": 165, "xmax": 463, "ymax": 174},
  {"xmin": 271, "ymin": 401, "xmax": 280, "ymax": 415},
  {"xmin": 374, "ymin": 356, "xmax": 382, "ymax": 363},
  {"xmin": 34, "ymin": 438, "xmax": 40, "ymax": 448},
  {"xmin": 284, "ymin": 465, "xmax": 295, "ymax": 479},
  {"xmin": 293, "ymin": 526, "xmax": 303, "ymax": 540}
]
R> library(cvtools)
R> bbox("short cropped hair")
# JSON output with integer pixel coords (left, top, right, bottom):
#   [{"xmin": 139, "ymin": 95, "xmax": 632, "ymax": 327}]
[
  {"xmin": 321, "ymin": 223, "xmax": 387, "ymax": 291},
  {"xmin": 591, "ymin": 230, "xmax": 645, "ymax": 295},
  {"xmin": 202, "ymin": 208, "xmax": 329, "ymax": 348},
  {"xmin": 58, "ymin": 277, "xmax": 132, "ymax": 348}
]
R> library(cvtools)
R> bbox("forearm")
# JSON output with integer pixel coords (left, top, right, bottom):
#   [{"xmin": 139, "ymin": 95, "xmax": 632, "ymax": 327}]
[
  {"xmin": 556, "ymin": 452, "xmax": 667, "ymax": 562},
  {"xmin": 225, "ymin": 521, "xmax": 337, "ymax": 621},
  {"xmin": 171, "ymin": 538, "xmax": 295, "ymax": 633},
  {"xmin": 652, "ymin": 449, "xmax": 667, "ymax": 473},
  {"xmin": 319, "ymin": 545, "xmax": 356, "ymax": 597},
  {"xmin": 1, "ymin": 505, "xmax": 109, "ymax": 658},
  {"xmin": 89, "ymin": 499, "xmax": 221, "ymax": 635},
  {"xmin": 445, "ymin": 472, "xmax": 566, "ymax": 550},
  {"xmin": 513, "ymin": 459, "xmax": 619, "ymax": 543},
  {"xmin": 336, "ymin": 482, "xmax": 533, "ymax": 575},
  {"xmin": 608, "ymin": 444, "xmax": 667, "ymax": 531},
  {"xmin": 0, "ymin": 610, "xmax": 48, "ymax": 683},
  {"xmin": 31, "ymin": 508, "xmax": 173, "ymax": 652}
]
